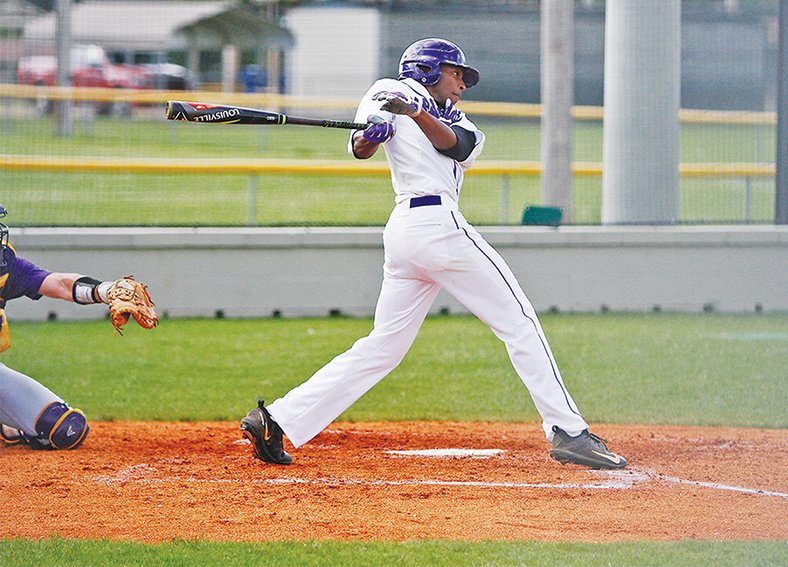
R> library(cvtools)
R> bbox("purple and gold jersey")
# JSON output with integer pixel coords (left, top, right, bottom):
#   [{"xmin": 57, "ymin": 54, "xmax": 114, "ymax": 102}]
[{"xmin": 0, "ymin": 245, "xmax": 51, "ymax": 309}]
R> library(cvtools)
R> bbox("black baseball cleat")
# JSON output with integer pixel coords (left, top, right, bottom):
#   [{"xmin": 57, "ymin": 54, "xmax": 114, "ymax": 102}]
[
  {"xmin": 549, "ymin": 426, "xmax": 627, "ymax": 469},
  {"xmin": 240, "ymin": 400, "xmax": 292, "ymax": 465}
]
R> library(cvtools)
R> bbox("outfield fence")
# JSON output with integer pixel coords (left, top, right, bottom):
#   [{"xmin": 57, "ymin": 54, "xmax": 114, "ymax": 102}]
[
  {"xmin": 0, "ymin": 154, "xmax": 776, "ymax": 226},
  {"xmin": 0, "ymin": 86, "xmax": 777, "ymax": 226}
]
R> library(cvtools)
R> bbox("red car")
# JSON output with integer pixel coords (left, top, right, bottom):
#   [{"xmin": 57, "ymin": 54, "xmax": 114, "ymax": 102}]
[
  {"xmin": 17, "ymin": 44, "xmax": 144, "ymax": 114},
  {"xmin": 17, "ymin": 44, "xmax": 140, "ymax": 89}
]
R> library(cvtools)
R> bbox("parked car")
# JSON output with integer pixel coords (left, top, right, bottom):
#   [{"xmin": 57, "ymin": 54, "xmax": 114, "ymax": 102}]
[
  {"xmin": 16, "ymin": 45, "xmax": 192, "ymax": 115},
  {"xmin": 134, "ymin": 63, "xmax": 195, "ymax": 91},
  {"xmin": 17, "ymin": 44, "xmax": 139, "ymax": 89}
]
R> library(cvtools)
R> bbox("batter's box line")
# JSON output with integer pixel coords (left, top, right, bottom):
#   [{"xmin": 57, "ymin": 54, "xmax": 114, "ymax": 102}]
[
  {"xmin": 264, "ymin": 468, "xmax": 788, "ymax": 498},
  {"xmin": 92, "ymin": 465, "xmax": 788, "ymax": 499},
  {"xmin": 645, "ymin": 469, "xmax": 788, "ymax": 499},
  {"xmin": 264, "ymin": 469, "xmax": 648, "ymax": 490}
]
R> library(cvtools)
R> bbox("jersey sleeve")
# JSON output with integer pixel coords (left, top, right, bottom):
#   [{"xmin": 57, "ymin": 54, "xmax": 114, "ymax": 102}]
[{"xmin": 0, "ymin": 251, "xmax": 51, "ymax": 302}]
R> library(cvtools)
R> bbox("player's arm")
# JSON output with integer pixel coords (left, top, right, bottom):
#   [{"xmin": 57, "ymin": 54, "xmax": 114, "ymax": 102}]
[
  {"xmin": 38, "ymin": 273, "xmax": 82, "ymax": 301},
  {"xmin": 378, "ymin": 94, "xmax": 476, "ymax": 161},
  {"xmin": 351, "ymin": 115, "xmax": 394, "ymax": 160},
  {"xmin": 409, "ymin": 111, "xmax": 457, "ymax": 150},
  {"xmin": 39, "ymin": 271, "xmax": 157, "ymax": 334},
  {"xmin": 38, "ymin": 272, "xmax": 110, "ymax": 304},
  {"xmin": 411, "ymin": 113, "xmax": 476, "ymax": 161},
  {"xmin": 351, "ymin": 130, "xmax": 382, "ymax": 159}
]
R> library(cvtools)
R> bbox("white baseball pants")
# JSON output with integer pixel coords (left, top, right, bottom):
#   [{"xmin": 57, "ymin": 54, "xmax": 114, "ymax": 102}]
[{"xmin": 268, "ymin": 200, "xmax": 589, "ymax": 447}]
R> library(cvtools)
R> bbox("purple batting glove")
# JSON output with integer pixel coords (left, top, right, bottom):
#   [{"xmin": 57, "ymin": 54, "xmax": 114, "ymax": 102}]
[
  {"xmin": 362, "ymin": 115, "xmax": 394, "ymax": 144},
  {"xmin": 440, "ymin": 99, "xmax": 463, "ymax": 125}
]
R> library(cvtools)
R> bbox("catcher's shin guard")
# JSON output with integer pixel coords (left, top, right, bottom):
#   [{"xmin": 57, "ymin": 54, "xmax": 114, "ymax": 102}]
[{"xmin": 34, "ymin": 402, "xmax": 90, "ymax": 450}]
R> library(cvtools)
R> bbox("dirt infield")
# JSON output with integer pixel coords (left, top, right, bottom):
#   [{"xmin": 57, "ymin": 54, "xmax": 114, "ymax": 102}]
[{"xmin": 1, "ymin": 422, "xmax": 786, "ymax": 542}]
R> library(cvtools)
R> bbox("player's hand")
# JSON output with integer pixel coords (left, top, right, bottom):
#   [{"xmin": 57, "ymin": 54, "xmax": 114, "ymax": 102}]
[
  {"xmin": 373, "ymin": 91, "xmax": 421, "ymax": 117},
  {"xmin": 362, "ymin": 115, "xmax": 394, "ymax": 144}
]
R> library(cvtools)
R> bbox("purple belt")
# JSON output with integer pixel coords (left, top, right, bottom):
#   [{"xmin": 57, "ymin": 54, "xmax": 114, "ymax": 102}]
[{"xmin": 410, "ymin": 195, "xmax": 442, "ymax": 208}]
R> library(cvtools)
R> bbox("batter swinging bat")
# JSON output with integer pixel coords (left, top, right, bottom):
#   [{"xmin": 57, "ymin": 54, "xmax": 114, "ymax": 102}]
[{"xmin": 165, "ymin": 101, "xmax": 370, "ymax": 130}]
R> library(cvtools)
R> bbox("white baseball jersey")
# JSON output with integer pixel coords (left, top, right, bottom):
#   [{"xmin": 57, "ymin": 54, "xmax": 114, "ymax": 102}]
[
  {"xmin": 349, "ymin": 77, "xmax": 485, "ymax": 206},
  {"xmin": 268, "ymin": 78, "xmax": 588, "ymax": 448}
]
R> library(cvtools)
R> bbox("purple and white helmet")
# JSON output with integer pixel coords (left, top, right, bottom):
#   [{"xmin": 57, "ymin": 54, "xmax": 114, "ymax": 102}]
[{"xmin": 398, "ymin": 38, "xmax": 480, "ymax": 88}]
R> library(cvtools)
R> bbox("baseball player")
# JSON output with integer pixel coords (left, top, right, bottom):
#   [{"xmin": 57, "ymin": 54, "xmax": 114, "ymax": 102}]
[
  {"xmin": 0, "ymin": 204, "xmax": 157, "ymax": 450},
  {"xmin": 242, "ymin": 38, "xmax": 626, "ymax": 470}
]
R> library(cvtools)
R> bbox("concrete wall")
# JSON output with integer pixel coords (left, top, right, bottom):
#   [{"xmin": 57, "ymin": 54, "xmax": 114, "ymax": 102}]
[{"xmin": 7, "ymin": 226, "xmax": 787, "ymax": 323}]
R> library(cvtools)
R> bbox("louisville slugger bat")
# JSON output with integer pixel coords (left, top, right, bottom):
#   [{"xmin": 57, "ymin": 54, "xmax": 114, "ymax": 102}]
[{"xmin": 165, "ymin": 101, "xmax": 370, "ymax": 130}]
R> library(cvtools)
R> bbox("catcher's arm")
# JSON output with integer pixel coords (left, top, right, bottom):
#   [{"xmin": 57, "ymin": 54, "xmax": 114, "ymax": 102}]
[
  {"xmin": 39, "ymin": 272, "xmax": 89, "ymax": 301},
  {"xmin": 40, "ymin": 273, "xmax": 158, "ymax": 335}
]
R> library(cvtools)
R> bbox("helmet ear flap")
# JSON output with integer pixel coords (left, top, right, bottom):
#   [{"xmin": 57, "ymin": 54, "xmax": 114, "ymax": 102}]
[{"xmin": 400, "ymin": 61, "xmax": 441, "ymax": 85}]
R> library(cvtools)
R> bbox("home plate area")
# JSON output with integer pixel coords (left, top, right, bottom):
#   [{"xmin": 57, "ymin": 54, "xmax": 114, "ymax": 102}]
[{"xmin": 1, "ymin": 420, "xmax": 785, "ymax": 541}]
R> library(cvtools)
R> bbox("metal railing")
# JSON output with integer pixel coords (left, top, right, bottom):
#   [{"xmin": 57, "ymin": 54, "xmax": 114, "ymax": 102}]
[{"xmin": 1, "ymin": 154, "xmax": 774, "ymax": 225}]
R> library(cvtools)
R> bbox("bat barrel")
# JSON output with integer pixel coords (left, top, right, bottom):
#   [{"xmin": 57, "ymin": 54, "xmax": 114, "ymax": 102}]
[
  {"xmin": 165, "ymin": 100, "xmax": 200, "ymax": 121},
  {"xmin": 164, "ymin": 100, "xmax": 179, "ymax": 119},
  {"xmin": 165, "ymin": 100, "xmax": 369, "ymax": 129}
]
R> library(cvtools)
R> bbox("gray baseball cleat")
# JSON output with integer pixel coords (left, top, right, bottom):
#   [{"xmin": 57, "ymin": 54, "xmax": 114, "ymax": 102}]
[
  {"xmin": 240, "ymin": 400, "xmax": 292, "ymax": 465},
  {"xmin": 549, "ymin": 426, "xmax": 627, "ymax": 469}
]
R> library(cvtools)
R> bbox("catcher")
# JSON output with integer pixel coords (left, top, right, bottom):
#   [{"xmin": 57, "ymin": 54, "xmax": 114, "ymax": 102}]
[{"xmin": 0, "ymin": 204, "xmax": 157, "ymax": 450}]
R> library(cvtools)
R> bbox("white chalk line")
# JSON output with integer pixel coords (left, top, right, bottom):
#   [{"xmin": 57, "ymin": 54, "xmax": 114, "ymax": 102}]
[
  {"xmin": 91, "ymin": 464, "xmax": 787, "ymax": 498},
  {"xmin": 385, "ymin": 448, "xmax": 505, "ymax": 458},
  {"xmin": 650, "ymin": 472, "xmax": 788, "ymax": 499},
  {"xmin": 264, "ymin": 469, "xmax": 646, "ymax": 490}
]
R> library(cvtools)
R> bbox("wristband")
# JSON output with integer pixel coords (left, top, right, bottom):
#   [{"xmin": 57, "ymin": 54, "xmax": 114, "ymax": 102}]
[{"xmin": 72, "ymin": 277, "xmax": 102, "ymax": 304}]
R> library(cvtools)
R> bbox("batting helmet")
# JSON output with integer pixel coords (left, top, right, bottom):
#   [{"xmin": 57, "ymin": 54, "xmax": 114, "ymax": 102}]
[{"xmin": 398, "ymin": 38, "xmax": 480, "ymax": 88}]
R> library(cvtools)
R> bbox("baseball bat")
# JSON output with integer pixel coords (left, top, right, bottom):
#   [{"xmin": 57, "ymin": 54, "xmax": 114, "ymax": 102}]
[{"xmin": 165, "ymin": 101, "xmax": 370, "ymax": 130}]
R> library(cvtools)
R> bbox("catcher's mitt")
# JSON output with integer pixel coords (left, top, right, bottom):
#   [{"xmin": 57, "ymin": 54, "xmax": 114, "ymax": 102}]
[{"xmin": 107, "ymin": 276, "xmax": 158, "ymax": 335}]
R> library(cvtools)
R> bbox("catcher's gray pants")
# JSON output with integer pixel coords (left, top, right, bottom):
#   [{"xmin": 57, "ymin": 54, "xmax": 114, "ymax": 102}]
[
  {"xmin": 268, "ymin": 201, "xmax": 589, "ymax": 448},
  {"xmin": 0, "ymin": 362, "xmax": 61, "ymax": 436}
]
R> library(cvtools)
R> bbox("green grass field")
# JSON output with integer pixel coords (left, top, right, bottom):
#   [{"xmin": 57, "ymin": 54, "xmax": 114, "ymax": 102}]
[
  {"xmin": 1, "ymin": 313, "xmax": 786, "ymax": 566},
  {"xmin": 0, "ymin": 114, "xmax": 776, "ymax": 226},
  {"xmin": 3, "ymin": 313, "xmax": 786, "ymax": 427},
  {"xmin": 0, "ymin": 538, "xmax": 785, "ymax": 567}
]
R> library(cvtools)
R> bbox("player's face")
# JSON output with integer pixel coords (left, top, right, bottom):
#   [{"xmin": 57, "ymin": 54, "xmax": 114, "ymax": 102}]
[{"xmin": 426, "ymin": 64, "xmax": 466, "ymax": 105}]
